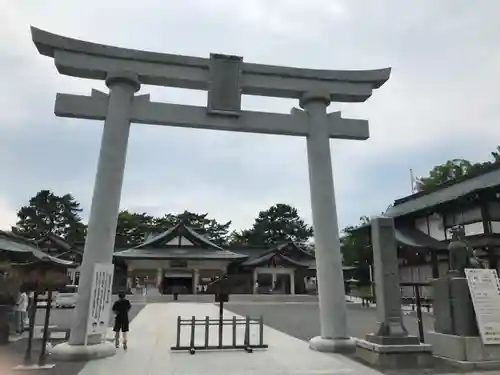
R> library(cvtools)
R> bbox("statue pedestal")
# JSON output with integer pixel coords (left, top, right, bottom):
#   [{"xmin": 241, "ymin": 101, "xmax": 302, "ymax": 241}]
[
  {"xmin": 355, "ymin": 337, "xmax": 433, "ymax": 369},
  {"xmin": 429, "ymin": 332, "xmax": 500, "ymax": 371},
  {"xmin": 353, "ymin": 217, "xmax": 433, "ymax": 369}
]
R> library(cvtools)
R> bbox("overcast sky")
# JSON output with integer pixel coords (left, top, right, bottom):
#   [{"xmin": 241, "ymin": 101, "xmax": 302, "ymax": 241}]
[{"xmin": 1, "ymin": 0, "xmax": 499, "ymax": 234}]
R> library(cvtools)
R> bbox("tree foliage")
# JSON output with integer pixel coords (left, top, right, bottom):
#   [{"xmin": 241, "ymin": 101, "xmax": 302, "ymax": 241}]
[
  {"xmin": 115, "ymin": 211, "xmax": 154, "ymax": 249},
  {"xmin": 115, "ymin": 210, "xmax": 232, "ymax": 247},
  {"xmin": 231, "ymin": 203, "xmax": 313, "ymax": 246},
  {"xmin": 340, "ymin": 216, "xmax": 371, "ymax": 267},
  {"xmin": 14, "ymin": 190, "xmax": 86, "ymax": 244},
  {"xmin": 416, "ymin": 146, "xmax": 500, "ymax": 192}
]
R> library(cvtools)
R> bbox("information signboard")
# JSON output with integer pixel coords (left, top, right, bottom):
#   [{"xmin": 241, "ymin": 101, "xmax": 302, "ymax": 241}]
[
  {"xmin": 465, "ymin": 268, "xmax": 500, "ymax": 345},
  {"xmin": 86, "ymin": 263, "xmax": 114, "ymax": 342}
]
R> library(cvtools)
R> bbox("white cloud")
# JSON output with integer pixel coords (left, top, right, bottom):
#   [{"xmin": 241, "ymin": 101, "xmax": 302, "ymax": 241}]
[{"xmin": 0, "ymin": 197, "xmax": 17, "ymax": 230}]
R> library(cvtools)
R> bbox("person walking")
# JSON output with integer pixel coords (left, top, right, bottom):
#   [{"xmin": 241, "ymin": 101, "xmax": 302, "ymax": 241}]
[
  {"xmin": 15, "ymin": 290, "xmax": 28, "ymax": 334},
  {"xmin": 112, "ymin": 291, "xmax": 131, "ymax": 349}
]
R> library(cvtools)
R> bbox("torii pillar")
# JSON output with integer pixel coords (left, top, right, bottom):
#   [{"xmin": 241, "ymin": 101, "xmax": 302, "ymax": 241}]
[{"xmin": 301, "ymin": 89, "xmax": 352, "ymax": 352}]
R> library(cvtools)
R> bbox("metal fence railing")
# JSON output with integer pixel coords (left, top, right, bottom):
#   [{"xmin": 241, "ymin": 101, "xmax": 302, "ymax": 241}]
[{"xmin": 170, "ymin": 315, "xmax": 268, "ymax": 354}]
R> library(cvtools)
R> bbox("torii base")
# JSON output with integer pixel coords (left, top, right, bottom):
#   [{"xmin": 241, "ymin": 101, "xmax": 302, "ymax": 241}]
[
  {"xmin": 49, "ymin": 341, "xmax": 116, "ymax": 361},
  {"xmin": 309, "ymin": 336, "xmax": 355, "ymax": 353}
]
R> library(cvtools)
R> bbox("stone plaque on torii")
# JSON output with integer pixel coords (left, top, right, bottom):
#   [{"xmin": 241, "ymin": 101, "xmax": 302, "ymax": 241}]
[{"xmin": 30, "ymin": 27, "xmax": 390, "ymax": 359}]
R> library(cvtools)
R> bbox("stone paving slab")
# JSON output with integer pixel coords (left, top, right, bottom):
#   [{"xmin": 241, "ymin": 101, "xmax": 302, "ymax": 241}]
[{"xmin": 75, "ymin": 302, "xmax": 383, "ymax": 375}]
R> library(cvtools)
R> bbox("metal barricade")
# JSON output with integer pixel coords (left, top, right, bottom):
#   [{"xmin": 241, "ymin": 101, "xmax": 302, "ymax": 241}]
[{"xmin": 171, "ymin": 315, "xmax": 267, "ymax": 354}]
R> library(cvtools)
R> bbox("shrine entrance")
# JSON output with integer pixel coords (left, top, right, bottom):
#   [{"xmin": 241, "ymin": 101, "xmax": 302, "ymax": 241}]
[{"xmin": 161, "ymin": 275, "xmax": 192, "ymax": 295}]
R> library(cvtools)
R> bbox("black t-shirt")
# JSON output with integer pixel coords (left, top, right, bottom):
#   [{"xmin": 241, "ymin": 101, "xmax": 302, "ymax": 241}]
[{"xmin": 112, "ymin": 299, "xmax": 131, "ymax": 320}]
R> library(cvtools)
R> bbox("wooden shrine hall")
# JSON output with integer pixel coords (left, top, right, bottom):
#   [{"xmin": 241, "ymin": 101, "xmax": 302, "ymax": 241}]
[{"xmin": 113, "ymin": 222, "xmax": 319, "ymax": 295}]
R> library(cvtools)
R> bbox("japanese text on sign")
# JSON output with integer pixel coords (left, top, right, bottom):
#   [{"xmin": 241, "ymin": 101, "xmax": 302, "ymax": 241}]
[
  {"xmin": 86, "ymin": 263, "xmax": 114, "ymax": 341},
  {"xmin": 465, "ymin": 268, "xmax": 500, "ymax": 345}
]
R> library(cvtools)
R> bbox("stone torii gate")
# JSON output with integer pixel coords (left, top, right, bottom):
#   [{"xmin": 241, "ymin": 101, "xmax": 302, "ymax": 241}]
[{"xmin": 31, "ymin": 27, "xmax": 390, "ymax": 359}]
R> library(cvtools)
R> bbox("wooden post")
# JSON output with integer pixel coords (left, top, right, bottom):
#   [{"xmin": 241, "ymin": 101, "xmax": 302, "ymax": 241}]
[
  {"xmin": 38, "ymin": 289, "xmax": 52, "ymax": 366},
  {"xmin": 24, "ymin": 291, "xmax": 38, "ymax": 364}
]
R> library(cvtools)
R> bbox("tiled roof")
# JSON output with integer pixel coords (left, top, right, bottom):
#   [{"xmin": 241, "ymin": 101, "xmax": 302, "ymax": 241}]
[
  {"xmin": 240, "ymin": 241, "xmax": 315, "ymax": 267},
  {"xmin": 114, "ymin": 222, "xmax": 248, "ymax": 260},
  {"xmin": 0, "ymin": 231, "xmax": 74, "ymax": 266},
  {"xmin": 386, "ymin": 164, "xmax": 500, "ymax": 218},
  {"xmin": 135, "ymin": 222, "xmax": 224, "ymax": 250},
  {"xmin": 113, "ymin": 247, "xmax": 246, "ymax": 260}
]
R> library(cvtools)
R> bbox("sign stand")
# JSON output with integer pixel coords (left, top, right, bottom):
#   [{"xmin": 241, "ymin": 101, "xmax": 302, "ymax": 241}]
[
  {"xmin": 465, "ymin": 268, "xmax": 500, "ymax": 345},
  {"xmin": 85, "ymin": 263, "xmax": 114, "ymax": 345}
]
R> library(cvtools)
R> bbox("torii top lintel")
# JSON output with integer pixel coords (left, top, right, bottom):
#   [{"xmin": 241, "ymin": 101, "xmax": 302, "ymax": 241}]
[{"xmin": 31, "ymin": 27, "xmax": 391, "ymax": 103}]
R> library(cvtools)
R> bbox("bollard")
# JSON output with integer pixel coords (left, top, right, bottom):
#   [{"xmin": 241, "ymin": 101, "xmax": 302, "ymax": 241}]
[
  {"xmin": 176, "ymin": 316, "xmax": 181, "ymax": 348},
  {"xmin": 204, "ymin": 316, "xmax": 209, "ymax": 348},
  {"xmin": 232, "ymin": 316, "xmax": 237, "ymax": 347}
]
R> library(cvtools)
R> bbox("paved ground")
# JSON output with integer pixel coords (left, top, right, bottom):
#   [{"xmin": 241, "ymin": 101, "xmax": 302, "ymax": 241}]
[
  {"xmin": 70, "ymin": 303, "xmax": 384, "ymax": 375},
  {"xmin": 0, "ymin": 303, "xmax": 145, "ymax": 375},
  {"xmin": 33, "ymin": 303, "xmax": 145, "ymax": 329},
  {"xmin": 2, "ymin": 299, "xmax": 495, "ymax": 374},
  {"xmin": 225, "ymin": 300, "xmax": 436, "ymax": 343}
]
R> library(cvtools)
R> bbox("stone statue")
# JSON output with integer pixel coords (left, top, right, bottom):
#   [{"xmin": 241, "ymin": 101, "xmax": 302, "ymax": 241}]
[{"xmin": 448, "ymin": 225, "xmax": 481, "ymax": 276}]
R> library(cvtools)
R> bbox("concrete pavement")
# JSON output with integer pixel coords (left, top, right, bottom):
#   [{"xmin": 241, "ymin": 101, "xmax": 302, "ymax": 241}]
[{"xmin": 5, "ymin": 296, "xmax": 498, "ymax": 374}]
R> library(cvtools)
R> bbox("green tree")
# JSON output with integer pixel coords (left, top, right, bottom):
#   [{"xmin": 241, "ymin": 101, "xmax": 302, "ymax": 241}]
[
  {"xmin": 231, "ymin": 203, "xmax": 313, "ymax": 246},
  {"xmin": 340, "ymin": 216, "xmax": 371, "ymax": 267},
  {"xmin": 415, "ymin": 159, "xmax": 473, "ymax": 192},
  {"xmin": 152, "ymin": 211, "xmax": 231, "ymax": 246},
  {"xmin": 14, "ymin": 190, "xmax": 86, "ymax": 244},
  {"xmin": 416, "ymin": 146, "xmax": 500, "ymax": 192},
  {"xmin": 114, "ymin": 211, "xmax": 154, "ymax": 249}
]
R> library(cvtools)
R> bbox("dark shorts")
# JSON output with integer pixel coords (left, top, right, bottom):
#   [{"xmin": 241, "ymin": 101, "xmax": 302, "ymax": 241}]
[{"xmin": 113, "ymin": 317, "xmax": 129, "ymax": 332}]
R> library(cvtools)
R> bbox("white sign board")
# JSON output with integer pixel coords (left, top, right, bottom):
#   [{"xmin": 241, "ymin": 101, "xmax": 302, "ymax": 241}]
[
  {"xmin": 465, "ymin": 268, "xmax": 500, "ymax": 345},
  {"xmin": 86, "ymin": 263, "xmax": 114, "ymax": 341}
]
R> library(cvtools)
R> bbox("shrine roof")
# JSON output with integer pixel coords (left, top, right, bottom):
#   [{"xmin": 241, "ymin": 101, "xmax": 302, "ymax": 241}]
[
  {"xmin": 386, "ymin": 163, "xmax": 500, "ymax": 218},
  {"xmin": 114, "ymin": 222, "xmax": 247, "ymax": 260},
  {"xmin": 348, "ymin": 225, "xmax": 448, "ymax": 251},
  {"xmin": 0, "ymin": 231, "xmax": 74, "ymax": 266},
  {"xmin": 240, "ymin": 241, "xmax": 315, "ymax": 267},
  {"xmin": 395, "ymin": 227, "xmax": 448, "ymax": 250},
  {"xmin": 113, "ymin": 247, "xmax": 246, "ymax": 260}
]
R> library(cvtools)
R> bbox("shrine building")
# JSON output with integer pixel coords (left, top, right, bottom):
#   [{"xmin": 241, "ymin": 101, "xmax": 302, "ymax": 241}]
[
  {"xmin": 112, "ymin": 221, "xmax": 319, "ymax": 295},
  {"xmin": 352, "ymin": 162, "xmax": 500, "ymax": 299}
]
